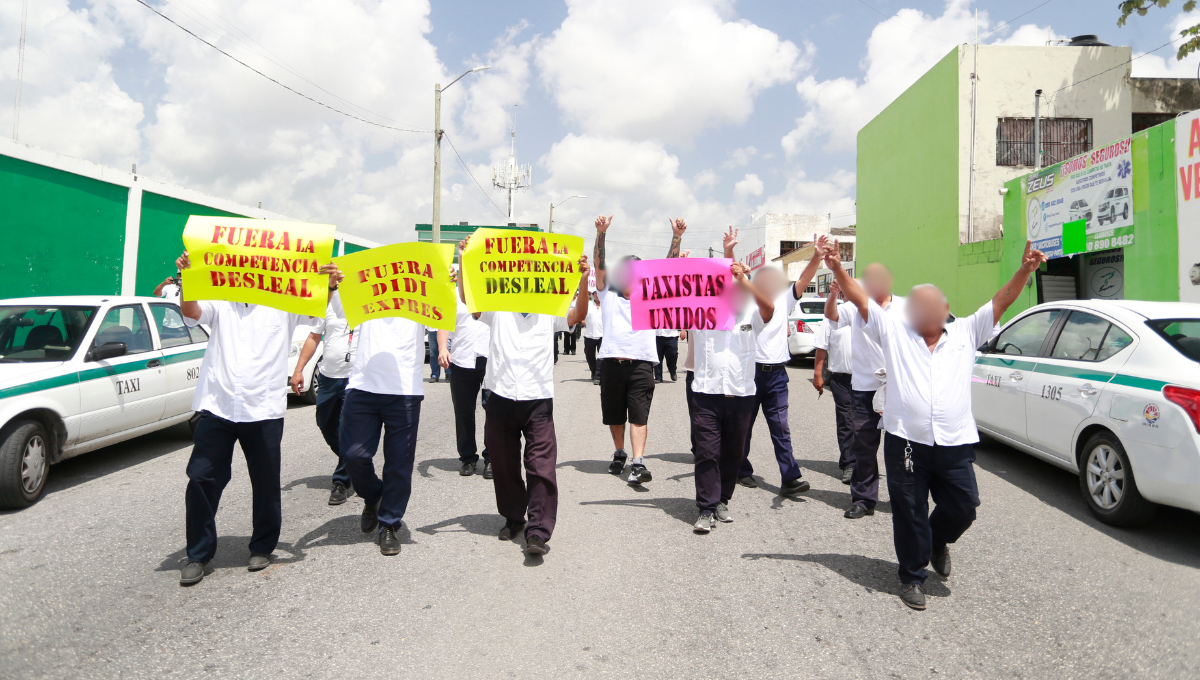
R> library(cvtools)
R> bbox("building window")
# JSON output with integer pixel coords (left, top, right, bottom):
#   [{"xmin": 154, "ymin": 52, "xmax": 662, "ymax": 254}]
[
  {"xmin": 779, "ymin": 240, "xmax": 807, "ymax": 256},
  {"xmin": 996, "ymin": 117, "xmax": 1092, "ymax": 167},
  {"xmin": 839, "ymin": 242, "xmax": 854, "ymax": 262}
]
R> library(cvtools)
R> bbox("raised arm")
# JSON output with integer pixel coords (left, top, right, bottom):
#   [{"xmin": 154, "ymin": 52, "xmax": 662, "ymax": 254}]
[
  {"xmin": 733, "ymin": 262, "xmax": 774, "ymax": 324},
  {"xmin": 320, "ymin": 264, "xmax": 342, "ymax": 305},
  {"xmin": 822, "ymin": 239, "xmax": 868, "ymax": 320},
  {"xmin": 722, "ymin": 226, "xmax": 738, "ymax": 260},
  {"xmin": 175, "ymin": 251, "xmax": 202, "ymax": 321},
  {"xmin": 666, "ymin": 218, "xmax": 687, "ymax": 258},
  {"xmin": 154, "ymin": 276, "xmax": 173, "ymax": 298},
  {"xmin": 791, "ymin": 233, "xmax": 828, "ymax": 299},
  {"xmin": 567, "ymin": 255, "xmax": 591, "ymax": 327},
  {"xmin": 993, "ymin": 240, "xmax": 1046, "ymax": 324},
  {"xmin": 824, "ymin": 279, "xmax": 841, "ymax": 322},
  {"xmin": 593, "ymin": 215, "xmax": 611, "ymax": 291}
]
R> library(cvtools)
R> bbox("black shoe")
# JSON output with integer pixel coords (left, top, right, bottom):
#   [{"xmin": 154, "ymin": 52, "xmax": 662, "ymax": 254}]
[
  {"xmin": 781, "ymin": 477, "xmax": 811, "ymax": 495},
  {"xmin": 499, "ymin": 520, "xmax": 525, "ymax": 541},
  {"xmin": 608, "ymin": 451, "xmax": 627, "ymax": 475},
  {"xmin": 361, "ymin": 498, "xmax": 381, "ymax": 533},
  {"xmin": 179, "ymin": 561, "xmax": 206, "ymax": 586},
  {"xmin": 670, "ymin": 372, "xmax": 677, "ymax": 382},
  {"xmin": 482, "ymin": 460, "xmax": 493, "ymax": 479},
  {"xmin": 524, "ymin": 535, "xmax": 548, "ymax": 555},
  {"xmin": 841, "ymin": 466, "xmax": 854, "ymax": 485},
  {"xmin": 844, "ymin": 503, "xmax": 874, "ymax": 519},
  {"xmin": 900, "ymin": 583, "xmax": 926, "ymax": 610},
  {"xmin": 460, "ymin": 461, "xmax": 476, "ymax": 477},
  {"xmin": 626, "ymin": 463, "xmax": 652, "ymax": 485},
  {"xmin": 379, "ymin": 527, "xmax": 401, "ymax": 556},
  {"xmin": 737, "ymin": 476, "xmax": 758, "ymax": 488},
  {"xmin": 247, "ymin": 553, "xmax": 270, "ymax": 571},
  {"xmin": 655, "ymin": 377, "xmax": 664, "ymax": 383},
  {"xmin": 430, "ymin": 376, "xmax": 439, "ymax": 383},
  {"xmin": 328, "ymin": 483, "xmax": 352, "ymax": 505},
  {"xmin": 592, "ymin": 378, "xmax": 600, "ymax": 385},
  {"xmin": 931, "ymin": 546, "xmax": 951, "ymax": 577}
]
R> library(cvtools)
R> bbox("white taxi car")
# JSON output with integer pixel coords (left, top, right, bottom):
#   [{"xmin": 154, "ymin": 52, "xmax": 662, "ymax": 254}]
[
  {"xmin": 787, "ymin": 297, "xmax": 828, "ymax": 359},
  {"xmin": 0, "ymin": 296, "xmax": 208, "ymax": 508},
  {"xmin": 287, "ymin": 324, "xmax": 323, "ymax": 405},
  {"xmin": 973, "ymin": 299, "xmax": 1200, "ymax": 526}
]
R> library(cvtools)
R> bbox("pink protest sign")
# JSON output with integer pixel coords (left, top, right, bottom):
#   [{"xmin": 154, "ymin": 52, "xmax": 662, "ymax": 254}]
[{"xmin": 629, "ymin": 258, "xmax": 735, "ymax": 331}]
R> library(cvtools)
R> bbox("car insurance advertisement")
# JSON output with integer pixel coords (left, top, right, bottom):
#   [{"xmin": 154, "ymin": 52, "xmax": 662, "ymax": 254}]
[
  {"xmin": 1176, "ymin": 110, "xmax": 1200, "ymax": 302},
  {"xmin": 1023, "ymin": 137, "xmax": 1134, "ymax": 259}
]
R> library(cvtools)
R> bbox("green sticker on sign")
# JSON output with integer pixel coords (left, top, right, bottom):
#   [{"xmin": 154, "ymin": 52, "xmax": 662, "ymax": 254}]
[{"xmin": 1062, "ymin": 219, "xmax": 1086, "ymax": 255}]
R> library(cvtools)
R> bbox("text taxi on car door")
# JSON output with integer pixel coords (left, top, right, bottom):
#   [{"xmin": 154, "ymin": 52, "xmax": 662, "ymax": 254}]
[
  {"xmin": 972, "ymin": 300, "xmax": 1200, "ymax": 526},
  {"xmin": 0, "ymin": 296, "xmax": 209, "ymax": 508}
]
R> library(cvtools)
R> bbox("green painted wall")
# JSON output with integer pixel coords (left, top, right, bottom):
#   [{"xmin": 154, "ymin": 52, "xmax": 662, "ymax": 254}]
[
  {"xmin": 343, "ymin": 241, "xmax": 368, "ymax": 254},
  {"xmin": 136, "ymin": 192, "xmax": 243, "ymax": 296},
  {"xmin": 856, "ymin": 48, "xmax": 962, "ymax": 309},
  {"xmin": 0, "ymin": 155, "xmax": 128, "ymax": 298}
]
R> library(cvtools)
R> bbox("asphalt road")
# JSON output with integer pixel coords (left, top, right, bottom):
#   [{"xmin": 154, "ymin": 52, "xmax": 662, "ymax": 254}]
[{"xmin": 2, "ymin": 348, "xmax": 1199, "ymax": 679}]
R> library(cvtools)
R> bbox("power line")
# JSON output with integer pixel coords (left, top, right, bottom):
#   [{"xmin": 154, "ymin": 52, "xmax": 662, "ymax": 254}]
[
  {"xmin": 855, "ymin": 0, "xmax": 954, "ymax": 44},
  {"xmin": 979, "ymin": 0, "xmax": 1055, "ymax": 40},
  {"xmin": 1046, "ymin": 36, "xmax": 1182, "ymax": 98},
  {"xmin": 441, "ymin": 132, "xmax": 509, "ymax": 220},
  {"xmin": 134, "ymin": 0, "xmax": 430, "ymax": 133},
  {"xmin": 12, "ymin": 0, "xmax": 28, "ymax": 140}
]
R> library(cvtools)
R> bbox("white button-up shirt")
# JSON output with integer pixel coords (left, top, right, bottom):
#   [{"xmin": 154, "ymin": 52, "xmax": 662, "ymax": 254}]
[
  {"xmin": 348, "ymin": 316, "xmax": 425, "ymax": 396},
  {"xmin": 755, "ymin": 287, "xmax": 801, "ymax": 364},
  {"xmin": 449, "ymin": 298, "xmax": 489, "ymax": 369},
  {"xmin": 187, "ymin": 301, "xmax": 312, "ymax": 422},
  {"xmin": 859, "ymin": 299, "xmax": 995, "ymax": 447},
  {"xmin": 597, "ymin": 289, "xmax": 658, "ymax": 362},
  {"xmin": 479, "ymin": 312, "xmax": 570, "ymax": 401},
  {"xmin": 583, "ymin": 297, "xmax": 603, "ymax": 339},
  {"xmin": 833, "ymin": 296, "xmax": 906, "ymax": 391},
  {"xmin": 812, "ymin": 320, "xmax": 853, "ymax": 374},
  {"xmin": 691, "ymin": 305, "xmax": 767, "ymax": 397},
  {"xmin": 312, "ymin": 290, "xmax": 355, "ymax": 379}
]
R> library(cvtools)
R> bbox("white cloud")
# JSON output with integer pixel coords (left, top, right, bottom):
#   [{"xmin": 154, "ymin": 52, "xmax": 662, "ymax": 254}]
[
  {"xmin": 754, "ymin": 169, "xmax": 856, "ymax": 220},
  {"xmin": 1131, "ymin": 12, "xmax": 1200, "ymax": 77},
  {"xmin": 734, "ymin": 173, "xmax": 764, "ymax": 198},
  {"xmin": 724, "ymin": 145, "xmax": 758, "ymax": 169},
  {"xmin": 536, "ymin": 0, "xmax": 806, "ymax": 143}
]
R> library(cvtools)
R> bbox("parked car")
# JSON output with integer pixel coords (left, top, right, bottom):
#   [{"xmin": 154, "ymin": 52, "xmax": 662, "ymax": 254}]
[
  {"xmin": 972, "ymin": 299, "xmax": 1200, "ymax": 526},
  {"xmin": 287, "ymin": 324, "xmax": 322, "ymax": 404},
  {"xmin": 1097, "ymin": 186, "xmax": 1131, "ymax": 225},
  {"xmin": 787, "ymin": 298, "xmax": 827, "ymax": 359},
  {"xmin": 1068, "ymin": 199, "xmax": 1093, "ymax": 227},
  {"xmin": 0, "ymin": 296, "xmax": 208, "ymax": 508}
]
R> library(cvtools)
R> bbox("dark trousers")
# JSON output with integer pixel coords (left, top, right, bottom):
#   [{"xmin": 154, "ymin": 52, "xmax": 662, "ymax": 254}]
[
  {"xmin": 738, "ymin": 366, "xmax": 802, "ymax": 483},
  {"xmin": 340, "ymin": 389, "xmax": 423, "ymax": 530},
  {"xmin": 685, "ymin": 370, "xmax": 696, "ymax": 455},
  {"xmin": 185, "ymin": 413, "xmax": 283, "ymax": 563},
  {"xmin": 828, "ymin": 373, "xmax": 855, "ymax": 470},
  {"xmin": 315, "ymin": 373, "xmax": 351, "ymax": 487},
  {"xmin": 450, "ymin": 356, "xmax": 492, "ymax": 464},
  {"xmin": 849, "ymin": 389, "xmax": 882, "ymax": 508},
  {"xmin": 654, "ymin": 336, "xmax": 679, "ymax": 380},
  {"xmin": 554, "ymin": 332, "xmax": 560, "ymax": 364},
  {"xmin": 484, "ymin": 394, "xmax": 559, "ymax": 541},
  {"xmin": 563, "ymin": 328, "xmax": 578, "ymax": 354},
  {"xmin": 883, "ymin": 433, "xmax": 980, "ymax": 584},
  {"xmin": 691, "ymin": 392, "xmax": 755, "ymax": 512},
  {"xmin": 427, "ymin": 330, "xmax": 449, "ymax": 379},
  {"xmin": 584, "ymin": 337, "xmax": 602, "ymax": 378}
]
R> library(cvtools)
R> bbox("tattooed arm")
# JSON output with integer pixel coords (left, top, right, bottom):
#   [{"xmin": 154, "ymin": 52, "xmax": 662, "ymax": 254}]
[
  {"xmin": 594, "ymin": 214, "xmax": 611, "ymax": 291},
  {"xmin": 666, "ymin": 218, "xmax": 687, "ymax": 258}
]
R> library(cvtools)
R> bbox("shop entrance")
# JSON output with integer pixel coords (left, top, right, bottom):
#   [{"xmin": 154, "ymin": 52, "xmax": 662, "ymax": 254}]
[{"xmin": 1036, "ymin": 248, "xmax": 1124, "ymax": 303}]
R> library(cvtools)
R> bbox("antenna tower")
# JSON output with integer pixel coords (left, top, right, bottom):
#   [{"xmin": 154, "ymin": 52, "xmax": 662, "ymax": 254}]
[{"xmin": 492, "ymin": 118, "xmax": 532, "ymax": 224}]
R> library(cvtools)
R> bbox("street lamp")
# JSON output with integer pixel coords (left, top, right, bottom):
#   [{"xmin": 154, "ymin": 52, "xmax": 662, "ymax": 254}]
[
  {"xmin": 548, "ymin": 195, "xmax": 587, "ymax": 233},
  {"xmin": 432, "ymin": 65, "xmax": 490, "ymax": 244}
]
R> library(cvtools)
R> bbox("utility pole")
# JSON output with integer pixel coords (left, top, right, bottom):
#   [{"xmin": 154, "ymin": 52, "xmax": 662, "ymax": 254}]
[
  {"xmin": 1034, "ymin": 89, "xmax": 1043, "ymax": 170},
  {"xmin": 548, "ymin": 195, "xmax": 587, "ymax": 234},
  {"xmin": 431, "ymin": 66, "xmax": 490, "ymax": 243}
]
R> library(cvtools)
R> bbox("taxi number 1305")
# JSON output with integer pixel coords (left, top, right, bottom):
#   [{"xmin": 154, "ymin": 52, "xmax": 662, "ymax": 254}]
[{"xmin": 1040, "ymin": 384, "xmax": 1063, "ymax": 401}]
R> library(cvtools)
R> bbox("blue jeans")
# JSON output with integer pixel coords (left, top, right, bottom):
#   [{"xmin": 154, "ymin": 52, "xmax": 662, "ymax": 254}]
[
  {"xmin": 340, "ymin": 389, "xmax": 423, "ymax": 530},
  {"xmin": 738, "ymin": 366, "xmax": 802, "ymax": 483},
  {"xmin": 427, "ymin": 330, "xmax": 450, "ymax": 379},
  {"xmin": 315, "ymin": 373, "xmax": 350, "ymax": 487}
]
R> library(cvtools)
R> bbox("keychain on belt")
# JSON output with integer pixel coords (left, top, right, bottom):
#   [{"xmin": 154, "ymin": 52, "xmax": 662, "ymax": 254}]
[
  {"xmin": 904, "ymin": 440, "xmax": 914, "ymax": 473},
  {"xmin": 345, "ymin": 329, "xmax": 354, "ymax": 363}
]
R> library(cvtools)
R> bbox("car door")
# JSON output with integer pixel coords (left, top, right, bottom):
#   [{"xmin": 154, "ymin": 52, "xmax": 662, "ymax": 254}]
[
  {"xmin": 76, "ymin": 304, "xmax": 167, "ymax": 441},
  {"xmin": 149, "ymin": 302, "xmax": 207, "ymax": 420},
  {"xmin": 973, "ymin": 309, "xmax": 1064, "ymax": 441},
  {"xmin": 1025, "ymin": 310, "xmax": 1132, "ymax": 461}
]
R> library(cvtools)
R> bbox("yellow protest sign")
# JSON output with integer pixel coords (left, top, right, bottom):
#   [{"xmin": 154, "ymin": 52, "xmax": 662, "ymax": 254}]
[
  {"xmin": 181, "ymin": 216, "xmax": 335, "ymax": 317},
  {"xmin": 461, "ymin": 228, "xmax": 585, "ymax": 316},
  {"xmin": 333, "ymin": 242, "xmax": 456, "ymax": 330}
]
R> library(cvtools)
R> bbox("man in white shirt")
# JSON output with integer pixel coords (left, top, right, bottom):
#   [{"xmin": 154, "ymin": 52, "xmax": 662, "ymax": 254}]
[
  {"xmin": 653, "ymin": 327, "xmax": 679, "ymax": 382},
  {"xmin": 439, "ymin": 291, "xmax": 493, "ymax": 479},
  {"xmin": 812, "ymin": 281, "xmax": 857, "ymax": 485},
  {"xmin": 593, "ymin": 215, "xmax": 687, "ymax": 485},
  {"xmin": 155, "ymin": 275, "xmax": 182, "ymax": 309},
  {"xmin": 173, "ymin": 250, "xmax": 339, "ymax": 586},
  {"xmin": 582, "ymin": 291, "xmax": 603, "ymax": 384},
  {"xmin": 825, "ymin": 263, "xmax": 905, "ymax": 520},
  {"xmin": 458, "ymin": 236, "xmax": 589, "ymax": 556},
  {"xmin": 291, "ymin": 289, "xmax": 357, "ymax": 505},
  {"xmin": 823, "ymin": 239, "xmax": 1045, "ymax": 610},
  {"xmin": 689, "ymin": 261, "xmax": 776, "ymax": 533}
]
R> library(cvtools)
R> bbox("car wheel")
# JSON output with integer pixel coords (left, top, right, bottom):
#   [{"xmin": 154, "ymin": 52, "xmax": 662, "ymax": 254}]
[
  {"xmin": 0, "ymin": 420, "xmax": 51, "ymax": 509},
  {"xmin": 301, "ymin": 360, "xmax": 320, "ymax": 405},
  {"xmin": 1079, "ymin": 431, "xmax": 1155, "ymax": 527},
  {"xmin": 1123, "ymin": 203, "xmax": 1129, "ymax": 220}
]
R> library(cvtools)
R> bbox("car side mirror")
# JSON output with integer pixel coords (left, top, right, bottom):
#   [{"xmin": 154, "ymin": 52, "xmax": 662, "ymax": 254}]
[{"xmin": 88, "ymin": 342, "xmax": 127, "ymax": 362}]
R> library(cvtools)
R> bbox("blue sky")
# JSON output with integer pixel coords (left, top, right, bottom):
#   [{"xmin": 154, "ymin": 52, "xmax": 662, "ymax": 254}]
[{"xmin": 4, "ymin": 0, "xmax": 1197, "ymax": 258}]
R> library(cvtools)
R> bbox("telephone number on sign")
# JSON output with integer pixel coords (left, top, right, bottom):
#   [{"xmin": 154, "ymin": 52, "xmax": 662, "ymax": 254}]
[{"xmin": 1088, "ymin": 234, "xmax": 1134, "ymax": 251}]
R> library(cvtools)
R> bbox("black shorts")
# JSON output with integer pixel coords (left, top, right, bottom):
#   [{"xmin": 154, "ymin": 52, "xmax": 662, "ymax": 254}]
[{"xmin": 599, "ymin": 359, "xmax": 655, "ymax": 426}]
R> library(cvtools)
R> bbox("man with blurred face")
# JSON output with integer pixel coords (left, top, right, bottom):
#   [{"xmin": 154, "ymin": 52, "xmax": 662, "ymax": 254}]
[
  {"xmin": 825, "ymin": 261, "xmax": 904, "ymax": 520},
  {"xmin": 821, "ymin": 240, "xmax": 1046, "ymax": 610}
]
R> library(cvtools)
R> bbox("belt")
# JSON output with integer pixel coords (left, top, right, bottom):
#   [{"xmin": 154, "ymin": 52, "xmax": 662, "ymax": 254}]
[
  {"xmin": 611, "ymin": 358, "xmax": 636, "ymax": 364},
  {"xmin": 756, "ymin": 363, "xmax": 787, "ymax": 372}
]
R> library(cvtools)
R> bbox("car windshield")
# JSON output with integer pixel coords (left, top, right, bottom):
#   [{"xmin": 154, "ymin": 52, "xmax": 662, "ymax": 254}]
[
  {"xmin": 798, "ymin": 301, "xmax": 826, "ymax": 315},
  {"xmin": 0, "ymin": 305, "xmax": 98, "ymax": 363},
  {"xmin": 1147, "ymin": 319, "xmax": 1200, "ymax": 362}
]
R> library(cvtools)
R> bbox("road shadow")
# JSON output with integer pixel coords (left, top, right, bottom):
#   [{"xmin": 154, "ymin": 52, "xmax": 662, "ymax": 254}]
[
  {"xmin": 645, "ymin": 452, "xmax": 693, "ymax": 465},
  {"xmin": 417, "ymin": 458, "xmax": 463, "ymax": 478},
  {"xmin": 294, "ymin": 514, "xmax": 412, "ymax": 550},
  {"xmin": 579, "ymin": 497, "xmax": 695, "ymax": 526},
  {"xmin": 414, "ymin": 513, "xmax": 499, "ymax": 538},
  {"xmin": 556, "ymin": 459, "xmax": 614, "ymax": 475},
  {"xmin": 155, "ymin": 536, "xmax": 306, "ymax": 572},
  {"xmin": 974, "ymin": 438, "xmax": 1200, "ymax": 568},
  {"xmin": 281, "ymin": 475, "xmax": 337, "ymax": 493},
  {"xmin": 741, "ymin": 552, "xmax": 951, "ymax": 598},
  {"xmin": 786, "ymin": 486, "xmax": 891, "ymax": 515},
  {"xmin": 795, "ymin": 458, "xmax": 845, "ymax": 482}
]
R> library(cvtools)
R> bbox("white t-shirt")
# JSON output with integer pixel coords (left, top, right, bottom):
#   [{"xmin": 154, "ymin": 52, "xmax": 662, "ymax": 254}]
[
  {"xmin": 160, "ymin": 283, "xmax": 182, "ymax": 318},
  {"xmin": 186, "ymin": 302, "xmax": 312, "ymax": 422},
  {"xmin": 691, "ymin": 304, "xmax": 767, "ymax": 397},
  {"xmin": 860, "ymin": 299, "xmax": 995, "ymax": 446},
  {"xmin": 813, "ymin": 320, "xmax": 852, "ymax": 375},
  {"xmin": 312, "ymin": 290, "xmax": 355, "ymax": 379},
  {"xmin": 583, "ymin": 298, "xmax": 603, "ymax": 339},
  {"xmin": 596, "ymin": 289, "xmax": 657, "ymax": 362},
  {"xmin": 755, "ymin": 286, "xmax": 801, "ymax": 364},
  {"xmin": 479, "ymin": 312, "xmax": 570, "ymax": 401},
  {"xmin": 833, "ymin": 296, "xmax": 906, "ymax": 391},
  {"xmin": 348, "ymin": 316, "xmax": 425, "ymax": 396},
  {"xmin": 449, "ymin": 298, "xmax": 489, "ymax": 368}
]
